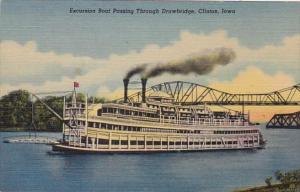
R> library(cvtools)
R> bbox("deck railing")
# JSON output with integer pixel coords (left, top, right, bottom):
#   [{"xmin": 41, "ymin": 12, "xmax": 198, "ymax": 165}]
[
  {"xmin": 100, "ymin": 113, "xmax": 248, "ymax": 127},
  {"xmin": 74, "ymin": 114, "xmax": 250, "ymax": 130}
]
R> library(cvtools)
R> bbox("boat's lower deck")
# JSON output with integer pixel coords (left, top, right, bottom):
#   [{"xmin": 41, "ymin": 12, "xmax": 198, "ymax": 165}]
[
  {"xmin": 57, "ymin": 127, "xmax": 263, "ymax": 153},
  {"xmin": 52, "ymin": 143, "xmax": 262, "ymax": 153}
]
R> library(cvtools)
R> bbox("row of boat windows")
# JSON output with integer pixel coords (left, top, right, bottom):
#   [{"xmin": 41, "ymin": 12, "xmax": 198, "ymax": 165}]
[
  {"xmin": 88, "ymin": 121, "xmax": 193, "ymax": 134},
  {"xmin": 104, "ymin": 105, "xmax": 206, "ymax": 113},
  {"xmin": 81, "ymin": 121, "xmax": 258, "ymax": 135},
  {"xmin": 99, "ymin": 107, "xmax": 242, "ymax": 120},
  {"xmin": 100, "ymin": 107, "xmax": 211, "ymax": 117},
  {"xmin": 99, "ymin": 108, "xmax": 157, "ymax": 118},
  {"xmin": 214, "ymin": 130, "xmax": 258, "ymax": 134},
  {"xmin": 74, "ymin": 137, "xmax": 257, "ymax": 145},
  {"xmin": 147, "ymin": 105, "xmax": 206, "ymax": 113}
]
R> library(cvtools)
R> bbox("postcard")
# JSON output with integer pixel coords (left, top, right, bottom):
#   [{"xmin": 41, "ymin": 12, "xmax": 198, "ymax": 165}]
[{"xmin": 0, "ymin": 1, "xmax": 299, "ymax": 192}]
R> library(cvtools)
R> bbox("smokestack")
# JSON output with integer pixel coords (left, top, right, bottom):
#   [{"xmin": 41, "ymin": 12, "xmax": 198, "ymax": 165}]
[
  {"xmin": 141, "ymin": 78, "xmax": 147, "ymax": 103},
  {"xmin": 123, "ymin": 78, "xmax": 129, "ymax": 103}
]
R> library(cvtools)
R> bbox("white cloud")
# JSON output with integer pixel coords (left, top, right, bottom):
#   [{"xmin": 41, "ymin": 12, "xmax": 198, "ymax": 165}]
[
  {"xmin": 0, "ymin": 30, "xmax": 299, "ymax": 97},
  {"xmin": 209, "ymin": 66, "xmax": 296, "ymax": 93},
  {"xmin": 0, "ymin": 40, "xmax": 104, "ymax": 85}
]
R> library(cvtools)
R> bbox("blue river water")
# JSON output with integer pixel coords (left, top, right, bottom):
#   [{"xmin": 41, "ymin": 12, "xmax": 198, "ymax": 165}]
[{"xmin": 0, "ymin": 125, "xmax": 299, "ymax": 192}]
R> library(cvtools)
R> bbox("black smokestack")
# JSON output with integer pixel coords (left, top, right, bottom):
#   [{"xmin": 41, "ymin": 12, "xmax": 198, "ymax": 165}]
[
  {"xmin": 143, "ymin": 48, "xmax": 236, "ymax": 78},
  {"xmin": 141, "ymin": 78, "xmax": 147, "ymax": 103},
  {"xmin": 125, "ymin": 64, "xmax": 147, "ymax": 80},
  {"xmin": 123, "ymin": 78, "xmax": 129, "ymax": 103}
]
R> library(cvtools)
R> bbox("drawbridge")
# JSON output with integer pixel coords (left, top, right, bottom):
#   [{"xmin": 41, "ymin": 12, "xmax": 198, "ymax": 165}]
[
  {"xmin": 126, "ymin": 81, "xmax": 300, "ymax": 129},
  {"xmin": 266, "ymin": 111, "xmax": 300, "ymax": 129},
  {"xmin": 127, "ymin": 81, "xmax": 300, "ymax": 106},
  {"xmin": 8, "ymin": 81, "xmax": 298, "ymax": 132}
]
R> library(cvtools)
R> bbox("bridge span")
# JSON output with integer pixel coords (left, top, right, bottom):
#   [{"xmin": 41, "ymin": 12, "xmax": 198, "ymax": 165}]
[{"xmin": 127, "ymin": 81, "xmax": 300, "ymax": 106}]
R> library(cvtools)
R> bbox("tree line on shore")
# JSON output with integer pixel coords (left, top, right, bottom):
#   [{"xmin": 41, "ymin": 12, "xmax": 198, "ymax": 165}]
[
  {"xmin": 0, "ymin": 90, "xmax": 107, "ymax": 132},
  {"xmin": 265, "ymin": 169, "xmax": 300, "ymax": 187},
  {"xmin": 235, "ymin": 169, "xmax": 300, "ymax": 192}
]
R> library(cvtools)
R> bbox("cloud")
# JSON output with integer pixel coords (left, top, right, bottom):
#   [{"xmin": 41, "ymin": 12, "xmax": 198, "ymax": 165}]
[
  {"xmin": 208, "ymin": 66, "xmax": 298, "ymax": 122},
  {"xmin": 0, "ymin": 30, "xmax": 299, "ymax": 98},
  {"xmin": 95, "ymin": 86, "xmax": 124, "ymax": 100},
  {"xmin": 208, "ymin": 66, "xmax": 296, "ymax": 93},
  {"xmin": 246, "ymin": 35, "xmax": 300, "ymax": 66},
  {"xmin": 176, "ymin": 30, "xmax": 300, "ymax": 67},
  {"xmin": 0, "ymin": 40, "xmax": 103, "ymax": 85},
  {"xmin": 0, "ymin": 77, "xmax": 75, "ymax": 95}
]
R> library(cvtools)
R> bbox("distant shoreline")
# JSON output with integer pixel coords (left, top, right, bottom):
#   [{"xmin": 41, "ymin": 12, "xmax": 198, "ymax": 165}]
[
  {"xmin": 0, "ymin": 127, "xmax": 61, "ymax": 132},
  {"xmin": 234, "ymin": 182, "xmax": 300, "ymax": 192}
]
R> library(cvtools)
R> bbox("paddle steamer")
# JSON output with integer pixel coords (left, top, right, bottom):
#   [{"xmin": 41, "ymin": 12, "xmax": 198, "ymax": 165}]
[{"xmin": 52, "ymin": 79, "xmax": 265, "ymax": 153}]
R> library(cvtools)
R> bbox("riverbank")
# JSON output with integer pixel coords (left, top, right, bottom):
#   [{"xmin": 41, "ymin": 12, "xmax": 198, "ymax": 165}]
[
  {"xmin": 0, "ymin": 127, "xmax": 61, "ymax": 132},
  {"xmin": 234, "ymin": 182, "xmax": 300, "ymax": 192},
  {"xmin": 234, "ymin": 169, "xmax": 300, "ymax": 192},
  {"xmin": 0, "ymin": 127, "xmax": 30, "ymax": 132}
]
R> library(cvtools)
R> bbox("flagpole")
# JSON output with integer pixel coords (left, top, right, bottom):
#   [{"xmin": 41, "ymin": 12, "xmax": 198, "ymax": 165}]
[
  {"xmin": 72, "ymin": 83, "xmax": 76, "ymax": 107},
  {"xmin": 72, "ymin": 81, "xmax": 80, "ymax": 108}
]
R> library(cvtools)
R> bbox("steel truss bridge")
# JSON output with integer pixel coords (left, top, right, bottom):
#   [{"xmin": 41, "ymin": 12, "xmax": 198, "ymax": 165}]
[
  {"xmin": 266, "ymin": 111, "xmax": 300, "ymax": 129},
  {"xmin": 127, "ymin": 81, "xmax": 300, "ymax": 106}
]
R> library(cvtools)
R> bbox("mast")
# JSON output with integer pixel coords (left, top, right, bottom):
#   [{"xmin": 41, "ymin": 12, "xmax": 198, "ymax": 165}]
[
  {"xmin": 31, "ymin": 94, "xmax": 33, "ymax": 138},
  {"xmin": 85, "ymin": 93, "xmax": 88, "ymax": 136},
  {"xmin": 72, "ymin": 84, "xmax": 77, "ymax": 107},
  {"xmin": 62, "ymin": 96, "xmax": 66, "ymax": 142},
  {"xmin": 69, "ymin": 82, "xmax": 79, "ymax": 137}
]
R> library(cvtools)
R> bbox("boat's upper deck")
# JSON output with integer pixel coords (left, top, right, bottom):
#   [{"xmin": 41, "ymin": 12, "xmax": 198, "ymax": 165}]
[{"xmin": 65, "ymin": 99, "xmax": 249, "ymax": 127}]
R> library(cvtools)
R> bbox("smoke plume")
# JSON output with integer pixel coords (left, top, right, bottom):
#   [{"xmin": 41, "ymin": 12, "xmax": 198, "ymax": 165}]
[
  {"xmin": 143, "ymin": 48, "xmax": 236, "ymax": 78},
  {"xmin": 124, "ymin": 64, "xmax": 147, "ymax": 80}
]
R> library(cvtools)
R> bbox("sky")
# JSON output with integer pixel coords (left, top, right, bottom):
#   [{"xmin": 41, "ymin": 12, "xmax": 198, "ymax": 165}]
[{"xmin": 0, "ymin": 1, "xmax": 299, "ymax": 121}]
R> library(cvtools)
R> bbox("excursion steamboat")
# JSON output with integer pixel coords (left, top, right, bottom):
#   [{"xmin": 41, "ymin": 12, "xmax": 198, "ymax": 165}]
[{"xmin": 52, "ymin": 79, "xmax": 265, "ymax": 153}]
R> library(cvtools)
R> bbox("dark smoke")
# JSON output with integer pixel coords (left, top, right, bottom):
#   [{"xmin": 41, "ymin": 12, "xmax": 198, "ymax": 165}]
[
  {"xmin": 124, "ymin": 64, "xmax": 147, "ymax": 80},
  {"xmin": 143, "ymin": 48, "xmax": 236, "ymax": 78}
]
